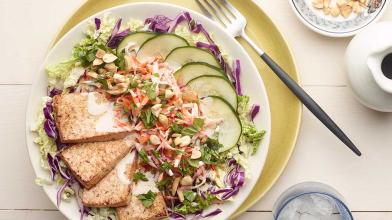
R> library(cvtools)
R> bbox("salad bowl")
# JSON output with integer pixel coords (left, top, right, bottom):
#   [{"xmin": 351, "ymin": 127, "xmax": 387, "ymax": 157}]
[{"xmin": 25, "ymin": 2, "xmax": 271, "ymax": 220}]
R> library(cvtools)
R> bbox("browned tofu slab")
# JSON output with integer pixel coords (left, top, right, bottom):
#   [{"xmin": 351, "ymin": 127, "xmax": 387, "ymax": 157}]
[
  {"xmin": 60, "ymin": 139, "xmax": 131, "ymax": 189},
  {"xmin": 81, "ymin": 154, "xmax": 137, "ymax": 208},
  {"xmin": 116, "ymin": 193, "xmax": 168, "ymax": 220},
  {"xmin": 53, "ymin": 92, "xmax": 131, "ymax": 144}
]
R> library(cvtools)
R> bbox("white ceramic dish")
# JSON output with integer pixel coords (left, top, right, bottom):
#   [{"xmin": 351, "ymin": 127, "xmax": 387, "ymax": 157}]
[
  {"xmin": 289, "ymin": 0, "xmax": 390, "ymax": 37},
  {"xmin": 345, "ymin": 21, "xmax": 392, "ymax": 112},
  {"xmin": 25, "ymin": 2, "xmax": 271, "ymax": 220}
]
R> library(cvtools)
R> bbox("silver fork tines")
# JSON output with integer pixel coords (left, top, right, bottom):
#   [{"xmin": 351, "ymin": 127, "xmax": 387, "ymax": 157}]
[{"xmin": 195, "ymin": 0, "xmax": 246, "ymax": 37}]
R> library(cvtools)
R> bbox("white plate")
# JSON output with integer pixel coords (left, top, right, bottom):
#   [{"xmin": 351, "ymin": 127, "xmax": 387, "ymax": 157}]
[
  {"xmin": 289, "ymin": 0, "xmax": 390, "ymax": 37},
  {"xmin": 25, "ymin": 2, "xmax": 271, "ymax": 220}
]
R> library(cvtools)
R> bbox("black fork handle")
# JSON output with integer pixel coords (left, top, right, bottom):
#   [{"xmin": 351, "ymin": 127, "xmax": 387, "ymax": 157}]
[{"xmin": 260, "ymin": 53, "xmax": 361, "ymax": 156}]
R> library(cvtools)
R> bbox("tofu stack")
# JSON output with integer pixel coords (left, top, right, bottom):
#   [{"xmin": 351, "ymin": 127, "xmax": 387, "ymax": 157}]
[{"xmin": 54, "ymin": 92, "xmax": 168, "ymax": 220}]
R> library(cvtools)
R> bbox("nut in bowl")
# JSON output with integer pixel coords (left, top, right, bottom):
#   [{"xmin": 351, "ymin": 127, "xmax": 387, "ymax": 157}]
[{"xmin": 290, "ymin": 0, "xmax": 390, "ymax": 37}]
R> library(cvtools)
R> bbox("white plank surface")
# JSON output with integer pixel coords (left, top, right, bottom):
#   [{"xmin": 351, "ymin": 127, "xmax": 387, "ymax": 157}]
[
  {"xmin": 0, "ymin": 211, "xmax": 390, "ymax": 220},
  {"xmin": 1, "ymin": 0, "xmax": 392, "ymax": 219}
]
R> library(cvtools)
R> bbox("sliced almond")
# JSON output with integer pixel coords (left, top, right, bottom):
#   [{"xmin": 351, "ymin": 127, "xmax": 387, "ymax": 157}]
[
  {"xmin": 86, "ymin": 71, "xmax": 98, "ymax": 79},
  {"xmin": 323, "ymin": 0, "xmax": 331, "ymax": 8},
  {"xmin": 93, "ymin": 58, "xmax": 103, "ymax": 66},
  {"xmin": 352, "ymin": 1, "xmax": 362, "ymax": 13},
  {"xmin": 95, "ymin": 49, "xmax": 106, "ymax": 59},
  {"xmin": 104, "ymin": 63, "xmax": 118, "ymax": 72},
  {"xmin": 312, "ymin": 0, "xmax": 324, "ymax": 9},
  {"xmin": 102, "ymin": 53, "xmax": 117, "ymax": 63},
  {"xmin": 191, "ymin": 149, "xmax": 202, "ymax": 159},
  {"xmin": 323, "ymin": 7, "xmax": 331, "ymax": 15},
  {"xmin": 158, "ymin": 114, "xmax": 169, "ymax": 127},
  {"xmin": 149, "ymin": 135, "xmax": 161, "ymax": 145},
  {"xmin": 180, "ymin": 175, "xmax": 193, "ymax": 186},
  {"xmin": 177, "ymin": 189, "xmax": 184, "ymax": 202},
  {"xmin": 331, "ymin": 7, "xmax": 341, "ymax": 17},
  {"xmin": 113, "ymin": 73, "xmax": 125, "ymax": 83},
  {"xmin": 340, "ymin": 5, "xmax": 352, "ymax": 18},
  {"xmin": 337, "ymin": 0, "xmax": 347, "ymax": 6},
  {"xmin": 171, "ymin": 177, "xmax": 181, "ymax": 196}
]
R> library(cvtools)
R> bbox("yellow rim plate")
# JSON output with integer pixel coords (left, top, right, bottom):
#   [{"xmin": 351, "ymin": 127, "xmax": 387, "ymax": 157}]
[{"xmin": 52, "ymin": 0, "xmax": 302, "ymax": 217}]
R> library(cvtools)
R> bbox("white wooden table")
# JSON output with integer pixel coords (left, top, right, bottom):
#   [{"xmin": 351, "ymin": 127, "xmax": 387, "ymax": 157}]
[{"xmin": 1, "ymin": 0, "xmax": 391, "ymax": 219}]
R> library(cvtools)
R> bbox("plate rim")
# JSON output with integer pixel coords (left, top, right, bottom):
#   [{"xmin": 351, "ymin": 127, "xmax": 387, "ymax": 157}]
[
  {"xmin": 230, "ymin": 0, "xmax": 303, "ymax": 217},
  {"xmin": 25, "ymin": 2, "xmax": 274, "ymax": 219},
  {"xmin": 289, "ymin": 0, "xmax": 391, "ymax": 37}
]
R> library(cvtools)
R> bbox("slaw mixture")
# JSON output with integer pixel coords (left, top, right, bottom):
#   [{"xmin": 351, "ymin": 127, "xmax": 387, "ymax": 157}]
[{"xmin": 32, "ymin": 12, "xmax": 265, "ymax": 220}]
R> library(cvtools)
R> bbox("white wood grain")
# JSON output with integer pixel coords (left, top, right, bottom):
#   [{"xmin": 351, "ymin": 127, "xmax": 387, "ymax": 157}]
[
  {"xmin": 0, "ymin": 210, "xmax": 390, "ymax": 220},
  {"xmin": 0, "ymin": 0, "xmax": 81, "ymax": 85}
]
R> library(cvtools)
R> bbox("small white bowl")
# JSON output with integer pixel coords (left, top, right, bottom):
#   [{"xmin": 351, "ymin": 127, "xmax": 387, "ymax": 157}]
[{"xmin": 289, "ymin": 0, "xmax": 391, "ymax": 37}]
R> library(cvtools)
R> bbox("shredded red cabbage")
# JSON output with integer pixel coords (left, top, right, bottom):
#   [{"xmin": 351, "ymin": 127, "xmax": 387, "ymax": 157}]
[
  {"xmin": 47, "ymin": 88, "xmax": 61, "ymax": 97},
  {"xmin": 167, "ymin": 12, "xmax": 192, "ymax": 32},
  {"xmin": 168, "ymin": 210, "xmax": 186, "ymax": 220},
  {"xmin": 43, "ymin": 101, "xmax": 58, "ymax": 139},
  {"xmin": 94, "ymin": 18, "xmax": 101, "ymax": 30},
  {"xmin": 56, "ymin": 179, "xmax": 70, "ymax": 207},
  {"xmin": 47, "ymin": 153, "xmax": 72, "ymax": 181},
  {"xmin": 209, "ymin": 160, "xmax": 245, "ymax": 200},
  {"xmin": 145, "ymin": 15, "xmax": 173, "ymax": 33},
  {"xmin": 107, "ymin": 19, "xmax": 130, "ymax": 49},
  {"xmin": 47, "ymin": 153, "xmax": 57, "ymax": 181},
  {"xmin": 250, "ymin": 104, "xmax": 260, "ymax": 122},
  {"xmin": 233, "ymin": 59, "xmax": 242, "ymax": 96}
]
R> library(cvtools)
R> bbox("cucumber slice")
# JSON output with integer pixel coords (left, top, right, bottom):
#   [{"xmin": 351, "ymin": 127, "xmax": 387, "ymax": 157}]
[
  {"xmin": 200, "ymin": 96, "xmax": 242, "ymax": 152},
  {"xmin": 174, "ymin": 62, "xmax": 227, "ymax": 86},
  {"xmin": 165, "ymin": 46, "xmax": 221, "ymax": 70},
  {"xmin": 137, "ymin": 34, "xmax": 189, "ymax": 62},
  {"xmin": 187, "ymin": 76, "xmax": 237, "ymax": 110},
  {"xmin": 117, "ymin": 32, "xmax": 156, "ymax": 55}
]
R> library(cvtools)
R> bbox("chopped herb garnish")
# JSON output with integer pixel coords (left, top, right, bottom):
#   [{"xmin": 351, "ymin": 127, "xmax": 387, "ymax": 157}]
[
  {"xmin": 201, "ymin": 138, "xmax": 224, "ymax": 165},
  {"xmin": 133, "ymin": 172, "xmax": 148, "ymax": 183},
  {"xmin": 143, "ymin": 82, "xmax": 157, "ymax": 101},
  {"xmin": 152, "ymin": 150, "xmax": 162, "ymax": 160},
  {"xmin": 115, "ymin": 52, "xmax": 126, "ymax": 70},
  {"xmin": 178, "ymin": 163, "xmax": 192, "ymax": 176},
  {"xmin": 170, "ymin": 123, "xmax": 183, "ymax": 134},
  {"xmin": 137, "ymin": 190, "xmax": 157, "ymax": 208},
  {"xmin": 156, "ymin": 178, "xmax": 172, "ymax": 191},
  {"xmin": 129, "ymin": 76, "xmax": 138, "ymax": 89},
  {"xmin": 175, "ymin": 112, "xmax": 183, "ymax": 119},
  {"xmin": 187, "ymin": 159, "xmax": 200, "ymax": 168},
  {"xmin": 184, "ymin": 191, "xmax": 197, "ymax": 202},
  {"xmin": 181, "ymin": 118, "xmax": 204, "ymax": 136},
  {"xmin": 138, "ymin": 149, "xmax": 149, "ymax": 163},
  {"xmin": 160, "ymin": 162, "xmax": 173, "ymax": 171},
  {"xmin": 140, "ymin": 108, "xmax": 156, "ymax": 129},
  {"xmin": 174, "ymin": 193, "xmax": 216, "ymax": 214}
]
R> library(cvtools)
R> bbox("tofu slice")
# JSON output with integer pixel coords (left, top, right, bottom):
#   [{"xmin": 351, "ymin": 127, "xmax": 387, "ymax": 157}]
[
  {"xmin": 53, "ymin": 92, "xmax": 131, "ymax": 144},
  {"xmin": 81, "ymin": 152, "xmax": 137, "ymax": 207},
  {"xmin": 60, "ymin": 139, "xmax": 131, "ymax": 189},
  {"xmin": 116, "ymin": 172, "xmax": 167, "ymax": 220},
  {"xmin": 116, "ymin": 193, "xmax": 168, "ymax": 220}
]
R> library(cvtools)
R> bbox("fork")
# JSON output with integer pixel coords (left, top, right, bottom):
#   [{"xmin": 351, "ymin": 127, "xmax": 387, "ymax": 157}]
[{"xmin": 196, "ymin": 0, "xmax": 361, "ymax": 156}]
